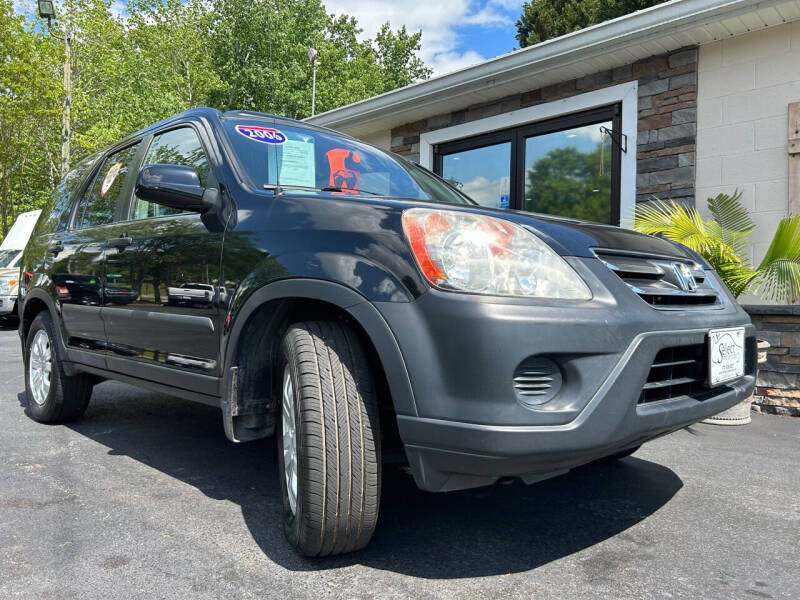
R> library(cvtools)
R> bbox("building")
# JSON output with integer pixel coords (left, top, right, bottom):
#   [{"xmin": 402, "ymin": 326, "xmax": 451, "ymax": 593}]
[{"xmin": 306, "ymin": 0, "xmax": 800, "ymax": 415}]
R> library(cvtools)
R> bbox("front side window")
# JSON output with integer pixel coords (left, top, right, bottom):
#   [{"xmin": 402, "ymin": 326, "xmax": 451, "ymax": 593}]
[
  {"xmin": 222, "ymin": 119, "xmax": 471, "ymax": 205},
  {"xmin": 74, "ymin": 143, "xmax": 140, "ymax": 229},
  {"xmin": 132, "ymin": 127, "xmax": 211, "ymax": 219},
  {"xmin": 435, "ymin": 105, "xmax": 621, "ymax": 224}
]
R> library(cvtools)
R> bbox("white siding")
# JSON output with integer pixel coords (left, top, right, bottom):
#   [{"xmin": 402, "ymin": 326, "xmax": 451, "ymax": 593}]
[{"xmin": 696, "ymin": 22, "xmax": 800, "ymax": 302}]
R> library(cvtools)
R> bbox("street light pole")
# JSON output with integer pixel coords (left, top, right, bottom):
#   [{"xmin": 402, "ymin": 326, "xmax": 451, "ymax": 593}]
[
  {"xmin": 307, "ymin": 47, "xmax": 318, "ymax": 117},
  {"xmin": 38, "ymin": 1, "xmax": 71, "ymax": 177},
  {"xmin": 60, "ymin": 30, "xmax": 72, "ymax": 178}
]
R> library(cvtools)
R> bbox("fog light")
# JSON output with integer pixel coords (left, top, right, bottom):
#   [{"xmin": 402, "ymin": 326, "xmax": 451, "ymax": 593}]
[{"xmin": 513, "ymin": 357, "xmax": 562, "ymax": 407}]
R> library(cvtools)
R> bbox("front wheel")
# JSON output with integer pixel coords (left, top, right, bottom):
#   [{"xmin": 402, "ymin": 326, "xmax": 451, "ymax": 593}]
[
  {"xmin": 278, "ymin": 320, "xmax": 381, "ymax": 557},
  {"xmin": 24, "ymin": 312, "xmax": 93, "ymax": 422}
]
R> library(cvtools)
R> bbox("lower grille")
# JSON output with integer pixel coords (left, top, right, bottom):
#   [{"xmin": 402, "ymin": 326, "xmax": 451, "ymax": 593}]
[
  {"xmin": 640, "ymin": 344, "xmax": 707, "ymax": 404},
  {"xmin": 639, "ymin": 338, "xmax": 756, "ymax": 404}
]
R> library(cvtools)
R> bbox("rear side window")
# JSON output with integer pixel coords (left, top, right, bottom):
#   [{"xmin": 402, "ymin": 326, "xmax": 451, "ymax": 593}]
[
  {"xmin": 43, "ymin": 153, "xmax": 100, "ymax": 233},
  {"xmin": 132, "ymin": 127, "xmax": 211, "ymax": 220},
  {"xmin": 74, "ymin": 143, "xmax": 140, "ymax": 229}
]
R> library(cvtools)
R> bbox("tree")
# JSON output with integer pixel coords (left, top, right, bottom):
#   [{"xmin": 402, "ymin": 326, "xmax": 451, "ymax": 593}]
[
  {"xmin": 635, "ymin": 192, "xmax": 800, "ymax": 302},
  {"xmin": 516, "ymin": 0, "xmax": 668, "ymax": 47},
  {"xmin": 0, "ymin": 0, "xmax": 430, "ymax": 243},
  {"xmin": 0, "ymin": 0, "xmax": 61, "ymax": 236},
  {"xmin": 206, "ymin": 0, "xmax": 431, "ymax": 118},
  {"xmin": 524, "ymin": 144, "xmax": 612, "ymax": 223}
]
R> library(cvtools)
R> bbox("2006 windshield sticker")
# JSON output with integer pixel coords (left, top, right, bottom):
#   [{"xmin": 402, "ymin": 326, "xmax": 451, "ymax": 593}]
[{"xmin": 235, "ymin": 124, "xmax": 287, "ymax": 144}]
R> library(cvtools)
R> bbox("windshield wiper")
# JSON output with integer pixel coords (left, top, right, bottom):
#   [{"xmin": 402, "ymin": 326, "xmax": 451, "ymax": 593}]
[
  {"xmin": 320, "ymin": 186, "xmax": 383, "ymax": 196},
  {"xmin": 263, "ymin": 184, "xmax": 384, "ymax": 197}
]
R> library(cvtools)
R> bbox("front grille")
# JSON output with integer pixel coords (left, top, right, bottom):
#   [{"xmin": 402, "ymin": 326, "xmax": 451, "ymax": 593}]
[
  {"xmin": 639, "ymin": 339, "xmax": 755, "ymax": 404},
  {"xmin": 595, "ymin": 249, "xmax": 720, "ymax": 309}
]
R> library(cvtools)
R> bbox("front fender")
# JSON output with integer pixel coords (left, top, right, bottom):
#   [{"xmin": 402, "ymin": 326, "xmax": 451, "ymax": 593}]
[{"xmin": 221, "ymin": 277, "xmax": 417, "ymax": 417}]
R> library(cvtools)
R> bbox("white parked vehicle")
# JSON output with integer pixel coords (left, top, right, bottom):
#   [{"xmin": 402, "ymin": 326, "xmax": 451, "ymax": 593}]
[
  {"xmin": 0, "ymin": 210, "xmax": 41, "ymax": 324},
  {"xmin": 166, "ymin": 282, "xmax": 215, "ymax": 306}
]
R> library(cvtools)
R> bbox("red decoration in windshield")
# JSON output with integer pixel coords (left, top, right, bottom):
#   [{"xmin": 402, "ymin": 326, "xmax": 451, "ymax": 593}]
[{"xmin": 326, "ymin": 148, "xmax": 361, "ymax": 192}]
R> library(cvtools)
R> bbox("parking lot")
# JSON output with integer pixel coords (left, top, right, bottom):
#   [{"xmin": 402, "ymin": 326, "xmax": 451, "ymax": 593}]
[{"xmin": 1, "ymin": 325, "xmax": 798, "ymax": 599}]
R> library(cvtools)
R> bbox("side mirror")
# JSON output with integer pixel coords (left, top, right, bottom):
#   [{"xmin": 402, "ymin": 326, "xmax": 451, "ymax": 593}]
[
  {"xmin": 135, "ymin": 164, "xmax": 207, "ymax": 212},
  {"xmin": 135, "ymin": 164, "xmax": 235, "ymax": 233}
]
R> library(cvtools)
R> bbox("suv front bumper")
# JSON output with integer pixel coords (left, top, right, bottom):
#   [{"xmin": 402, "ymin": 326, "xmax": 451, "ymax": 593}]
[{"xmin": 374, "ymin": 258, "xmax": 755, "ymax": 492}]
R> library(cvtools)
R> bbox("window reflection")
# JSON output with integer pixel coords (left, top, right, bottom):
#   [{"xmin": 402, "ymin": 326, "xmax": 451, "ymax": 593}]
[
  {"xmin": 524, "ymin": 121, "xmax": 612, "ymax": 223},
  {"xmin": 133, "ymin": 127, "xmax": 211, "ymax": 220},
  {"xmin": 441, "ymin": 142, "xmax": 511, "ymax": 209}
]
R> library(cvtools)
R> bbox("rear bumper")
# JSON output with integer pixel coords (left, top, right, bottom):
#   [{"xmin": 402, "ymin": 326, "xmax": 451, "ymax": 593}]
[{"xmin": 374, "ymin": 258, "xmax": 756, "ymax": 492}]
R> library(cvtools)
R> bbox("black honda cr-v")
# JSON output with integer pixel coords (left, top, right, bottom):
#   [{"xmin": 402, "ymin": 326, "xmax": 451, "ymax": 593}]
[{"xmin": 19, "ymin": 107, "xmax": 755, "ymax": 556}]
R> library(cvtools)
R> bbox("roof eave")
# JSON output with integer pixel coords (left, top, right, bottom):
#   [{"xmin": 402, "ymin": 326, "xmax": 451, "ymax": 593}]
[{"xmin": 305, "ymin": 0, "xmax": 788, "ymax": 133}]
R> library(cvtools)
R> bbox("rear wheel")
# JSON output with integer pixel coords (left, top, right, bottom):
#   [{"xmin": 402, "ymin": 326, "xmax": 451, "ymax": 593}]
[
  {"xmin": 277, "ymin": 320, "xmax": 381, "ymax": 556},
  {"xmin": 24, "ymin": 312, "xmax": 93, "ymax": 423}
]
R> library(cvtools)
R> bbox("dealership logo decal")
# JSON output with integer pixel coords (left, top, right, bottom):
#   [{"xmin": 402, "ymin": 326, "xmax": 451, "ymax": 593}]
[{"xmin": 711, "ymin": 332, "xmax": 742, "ymax": 364}]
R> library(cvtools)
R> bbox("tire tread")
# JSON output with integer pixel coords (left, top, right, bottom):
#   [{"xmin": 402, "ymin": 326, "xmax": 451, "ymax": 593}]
[{"xmin": 281, "ymin": 320, "xmax": 380, "ymax": 557}]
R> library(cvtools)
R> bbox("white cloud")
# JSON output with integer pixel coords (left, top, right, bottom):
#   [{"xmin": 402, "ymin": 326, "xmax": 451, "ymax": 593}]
[
  {"xmin": 460, "ymin": 175, "xmax": 503, "ymax": 207},
  {"xmin": 110, "ymin": 0, "xmax": 128, "ymax": 20},
  {"xmin": 569, "ymin": 122, "xmax": 611, "ymax": 144},
  {"xmin": 323, "ymin": 0, "xmax": 510, "ymax": 76}
]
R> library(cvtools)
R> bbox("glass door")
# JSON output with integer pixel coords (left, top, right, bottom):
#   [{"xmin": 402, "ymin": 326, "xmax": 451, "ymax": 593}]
[
  {"xmin": 522, "ymin": 120, "xmax": 615, "ymax": 223},
  {"xmin": 434, "ymin": 104, "xmax": 621, "ymax": 224}
]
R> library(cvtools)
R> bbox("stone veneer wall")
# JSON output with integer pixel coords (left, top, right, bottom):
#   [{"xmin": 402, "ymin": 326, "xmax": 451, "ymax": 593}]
[
  {"xmin": 745, "ymin": 306, "xmax": 800, "ymax": 417},
  {"xmin": 390, "ymin": 47, "xmax": 700, "ymax": 207}
]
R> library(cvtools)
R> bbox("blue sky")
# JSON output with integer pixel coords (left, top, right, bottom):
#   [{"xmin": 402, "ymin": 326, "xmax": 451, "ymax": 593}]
[{"xmin": 324, "ymin": 0, "xmax": 522, "ymax": 75}]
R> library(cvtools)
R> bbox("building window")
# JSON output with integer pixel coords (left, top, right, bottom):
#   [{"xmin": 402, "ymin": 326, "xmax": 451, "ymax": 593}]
[{"xmin": 434, "ymin": 104, "xmax": 621, "ymax": 224}]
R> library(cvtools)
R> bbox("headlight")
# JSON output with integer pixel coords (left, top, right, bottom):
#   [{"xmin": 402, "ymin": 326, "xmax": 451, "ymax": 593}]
[
  {"xmin": 402, "ymin": 208, "xmax": 591, "ymax": 300},
  {"xmin": 0, "ymin": 278, "xmax": 15, "ymax": 295}
]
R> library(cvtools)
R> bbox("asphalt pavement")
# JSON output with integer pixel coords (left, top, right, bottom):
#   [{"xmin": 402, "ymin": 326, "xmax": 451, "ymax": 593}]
[{"xmin": 1, "ymin": 324, "xmax": 798, "ymax": 599}]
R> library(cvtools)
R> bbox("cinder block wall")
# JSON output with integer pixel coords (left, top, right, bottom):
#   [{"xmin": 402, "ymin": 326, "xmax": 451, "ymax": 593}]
[
  {"xmin": 696, "ymin": 22, "xmax": 800, "ymax": 276},
  {"xmin": 389, "ymin": 48, "xmax": 700, "ymax": 208}
]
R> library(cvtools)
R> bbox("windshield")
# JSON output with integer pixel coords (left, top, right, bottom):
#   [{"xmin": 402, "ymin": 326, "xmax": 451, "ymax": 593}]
[
  {"xmin": 222, "ymin": 119, "xmax": 473, "ymax": 205},
  {"xmin": 0, "ymin": 249, "xmax": 19, "ymax": 268}
]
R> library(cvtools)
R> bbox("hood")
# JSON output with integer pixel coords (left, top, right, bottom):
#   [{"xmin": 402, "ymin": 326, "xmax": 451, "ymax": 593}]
[
  {"xmin": 272, "ymin": 190, "xmax": 696, "ymax": 262},
  {"xmin": 520, "ymin": 213, "xmax": 693, "ymax": 260},
  {"xmin": 431, "ymin": 203, "xmax": 696, "ymax": 261}
]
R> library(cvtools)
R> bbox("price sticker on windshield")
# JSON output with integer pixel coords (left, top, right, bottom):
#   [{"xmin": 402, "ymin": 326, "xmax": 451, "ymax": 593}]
[{"xmin": 708, "ymin": 327, "xmax": 745, "ymax": 386}]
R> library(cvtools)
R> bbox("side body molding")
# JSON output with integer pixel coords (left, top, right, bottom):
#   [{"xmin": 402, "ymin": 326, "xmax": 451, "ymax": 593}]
[{"xmin": 222, "ymin": 278, "xmax": 418, "ymax": 419}]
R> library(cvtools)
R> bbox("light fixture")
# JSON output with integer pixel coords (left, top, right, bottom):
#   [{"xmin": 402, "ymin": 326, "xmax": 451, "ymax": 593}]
[
  {"xmin": 38, "ymin": 0, "xmax": 55, "ymax": 19},
  {"xmin": 307, "ymin": 47, "xmax": 318, "ymax": 66}
]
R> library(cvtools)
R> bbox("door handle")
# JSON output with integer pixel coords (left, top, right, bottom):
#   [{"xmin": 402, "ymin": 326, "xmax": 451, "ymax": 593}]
[
  {"xmin": 107, "ymin": 236, "xmax": 133, "ymax": 249},
  {"xmin": 47, "ymin": 241, "xmax": 64, "ymax": 255}
]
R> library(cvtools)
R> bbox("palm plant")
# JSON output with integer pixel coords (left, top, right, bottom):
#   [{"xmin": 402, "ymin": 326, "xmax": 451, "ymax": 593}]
[{"xmin": 634, "ymin": 191, "xmax": 800, "ymax": 303}]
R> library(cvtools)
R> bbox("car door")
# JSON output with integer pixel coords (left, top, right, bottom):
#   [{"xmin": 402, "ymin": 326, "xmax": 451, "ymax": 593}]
[
  {"xmin": 51, "ymin": 142, "xmax": 141, "ymax": 363},
  {"xmin": 102, "ymin": 124, "xmax": 223, "ymax": 390}
]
